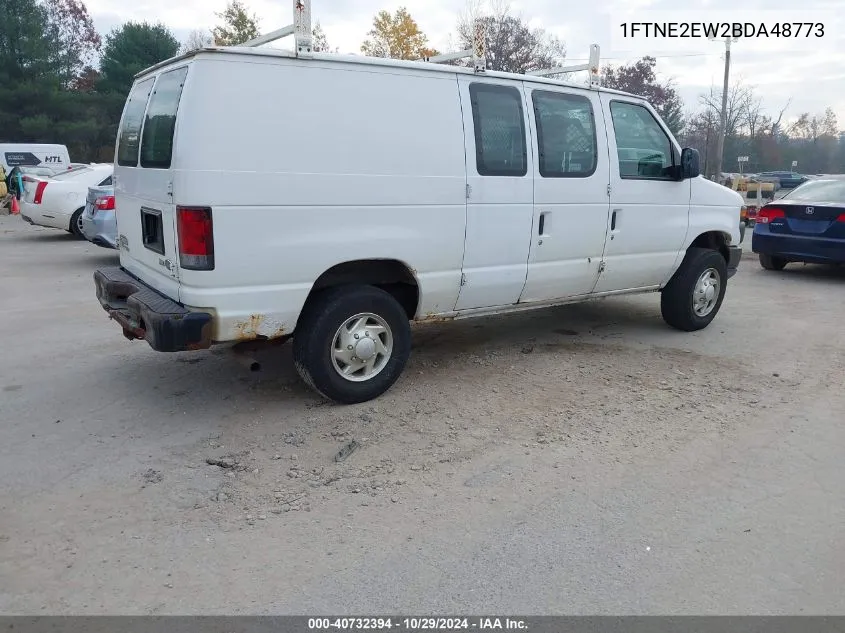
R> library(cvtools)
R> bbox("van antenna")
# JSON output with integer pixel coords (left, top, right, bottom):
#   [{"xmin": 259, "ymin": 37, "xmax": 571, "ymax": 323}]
[{"xmin": 240, "ymin": 0, "xmax": 312, "ymax": 56}]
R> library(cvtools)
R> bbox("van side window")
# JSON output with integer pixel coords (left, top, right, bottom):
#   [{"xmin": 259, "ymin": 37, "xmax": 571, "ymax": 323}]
[
  {"xmin": 532, "ymin": 91, "xmax": 597, "ymax": 178},
  {"xmin": 469, "ymin": 83, "xmax": 527, "ymax": 177},
  {"xmin": 140, "ymin": 66, "xmax": 189, "ymax": 169},
  {"xmin": 609, "ymin": 101, "xmax": 676, "ymax": 180},
  {"xmin": 117, "ymin": 78, "xmax": 155, "ymax": 167}
]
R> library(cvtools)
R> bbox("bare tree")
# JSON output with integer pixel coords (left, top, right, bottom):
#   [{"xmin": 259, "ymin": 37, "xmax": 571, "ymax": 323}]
[
  {"xmin": 454, "ymin": 0, "xmax": 565, "ymax": 74},
  {"xmin": 700, "ymin": 81, "xmax": 755, "ymax": 139},
  {"xmin": 742, "ymin": 95, "xmax": 765, "ymax": 139},
  {"xmin": 312, "ymin": 21, "xmax": 337, "ymax": 53},
  {"xmin": 180, "ymin": 29, "xmax": 213, "ymax": 54},
  {"xmin": 769, "ymin": 99, "xmax": 791, "ymax": 137}
]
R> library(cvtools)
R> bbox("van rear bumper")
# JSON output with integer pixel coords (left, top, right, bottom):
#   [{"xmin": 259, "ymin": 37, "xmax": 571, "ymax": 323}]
[{"xmin": 94, "ymin": 267, "xmax": 213, "ymax": 352}]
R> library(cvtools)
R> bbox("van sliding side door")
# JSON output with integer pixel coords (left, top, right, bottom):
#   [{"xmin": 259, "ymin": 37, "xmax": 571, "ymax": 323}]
[{"xmin": 454, "ymin": 77, "xmax": 535, "ymax": 311}]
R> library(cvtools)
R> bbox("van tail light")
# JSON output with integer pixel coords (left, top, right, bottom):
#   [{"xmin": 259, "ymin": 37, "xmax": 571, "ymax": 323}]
[
  {"xmin": 177, "ymin": 206, "xmax": 214, "ymax": 270},
  {"xmin": 34, "ymin": 181, "xmax": 48, "ymax": 204},
  {"xmin": 756, "ymin": 206, "xmax": 785, "ymax": 224},
  {"xmin": 94, "ymin": 195, "xmax": 115, "ymax": 211},
  {"xmin": 837, "ymin": 214, "xmax": 845, "ymax": 223}
]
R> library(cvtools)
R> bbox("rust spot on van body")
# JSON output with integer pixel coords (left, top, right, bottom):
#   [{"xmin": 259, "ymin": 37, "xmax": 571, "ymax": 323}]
[
  {"xmin": 234, "ymin": 314, "xmax": 288, "ymax": 341},
  {"xmin": 419, "ymin": 311, "xmax": 455, "ymax": 324},
  {"xmin": 235, "ymin": 314, "xmax": 265, "ymax": 340}
]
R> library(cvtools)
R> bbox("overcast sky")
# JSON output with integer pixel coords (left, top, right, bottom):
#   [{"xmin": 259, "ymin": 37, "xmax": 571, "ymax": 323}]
[{"xmin": 85, "ymin": 0, "xmax": 845, "ymax": 132}]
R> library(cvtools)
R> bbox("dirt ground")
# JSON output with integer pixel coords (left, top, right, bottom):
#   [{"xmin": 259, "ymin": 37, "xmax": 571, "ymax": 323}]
[{"xmin": 1, "ymin": 215, "xmax": 843, "ymax": 614}]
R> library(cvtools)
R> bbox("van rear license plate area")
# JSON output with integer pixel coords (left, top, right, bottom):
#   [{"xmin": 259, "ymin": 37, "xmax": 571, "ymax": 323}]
[{"xmin": 141, "ymin": 207, "xmax": 165, "ymax": 255}]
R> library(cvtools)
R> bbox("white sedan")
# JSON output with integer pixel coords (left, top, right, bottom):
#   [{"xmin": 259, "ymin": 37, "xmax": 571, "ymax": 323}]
[{"xmin": 20, "ymin": 164, "xmax": 113, "ymax": 237}]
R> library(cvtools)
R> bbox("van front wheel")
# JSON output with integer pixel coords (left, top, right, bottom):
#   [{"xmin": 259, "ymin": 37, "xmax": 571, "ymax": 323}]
[
  {"xmin": 661, "ymin": 247, "xmax": 728, "ymax": 332},
  {"xmin": 293, "ymin": 285, "xmax": 411, "ymax": 404}
]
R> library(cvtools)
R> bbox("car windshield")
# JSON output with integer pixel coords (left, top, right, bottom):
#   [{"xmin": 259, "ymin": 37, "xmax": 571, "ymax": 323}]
[{"xmin": 782, "ymin": 179, "xmax": 845, "ymax": 203}]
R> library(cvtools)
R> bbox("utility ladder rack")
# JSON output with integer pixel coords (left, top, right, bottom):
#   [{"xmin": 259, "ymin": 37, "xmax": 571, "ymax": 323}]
[
  {"xmin": 239, "ymin": 0, "xmax": 602, "ymax": 87},
  {"xmin": 241, "ymin": 0, "xmax": 313, "ymax": 55}
]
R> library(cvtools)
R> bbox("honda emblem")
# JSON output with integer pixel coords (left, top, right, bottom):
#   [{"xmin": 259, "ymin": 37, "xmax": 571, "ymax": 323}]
[{"xmin": 806, "ymin": 207, "xmax": 815, "ymax": 215}]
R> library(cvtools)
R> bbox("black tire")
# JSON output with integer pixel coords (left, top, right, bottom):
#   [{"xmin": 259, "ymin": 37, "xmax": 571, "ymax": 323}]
[
  {"xmin": 661, "ymin": 247, "xmax": 728, "ymax": 332},
  {"xmin": 292, "ymin": 285, "xmax": 411, "ymax": 404},
  {"xmin": 69, "ymin": 208, "xmax": 85, "ymax": 238},
  {"xmin": 759, "ymin": 253, "xmax": 788, "ymax": 271}
]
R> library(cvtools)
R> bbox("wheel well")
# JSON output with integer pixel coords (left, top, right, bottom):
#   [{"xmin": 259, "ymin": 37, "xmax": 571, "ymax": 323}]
[
  {"xmin": 690, "ymin": 231, "xmax": 730, "ymax": 262},
  {"xmin": 307, "ymin": 259, "xmax": 420, "ymax": 320}
]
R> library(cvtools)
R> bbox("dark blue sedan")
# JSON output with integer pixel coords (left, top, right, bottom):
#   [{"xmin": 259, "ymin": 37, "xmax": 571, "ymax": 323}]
[{"xmin": 752, "ymin": 177, "xmax": 845, "ymax": 270}]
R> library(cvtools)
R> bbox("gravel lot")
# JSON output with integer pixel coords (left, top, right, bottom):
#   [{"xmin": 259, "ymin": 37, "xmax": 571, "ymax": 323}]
[{"xmin": 1, "ymin": 215, "xmax": 843, "ymax": 614}]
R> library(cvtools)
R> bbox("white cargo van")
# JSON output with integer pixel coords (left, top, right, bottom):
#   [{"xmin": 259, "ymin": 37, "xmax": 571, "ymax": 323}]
[
  {"xmin": 1, "ymin": 144, "xmax": 71, "ymax": 175},
  {"xmin": 94, "ymin": 45, "xmax": 743, "ymax": 404}
]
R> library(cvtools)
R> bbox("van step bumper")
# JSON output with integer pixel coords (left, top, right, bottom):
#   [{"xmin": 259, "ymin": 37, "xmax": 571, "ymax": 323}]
[{"xmin": 93, "ymin": 267, "xmax": 213, "ymax": 352}]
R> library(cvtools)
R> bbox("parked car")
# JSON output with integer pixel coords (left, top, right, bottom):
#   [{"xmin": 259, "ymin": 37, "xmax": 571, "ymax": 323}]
[
  {"xmin": 753, "ymin": 173, "xmax": 782, "ymax": 191},
  {"xmin": 19, "ymin": 164, "xmax": 113, "ymax": 237},
  {"xmin": 758, "ymin": 171, "xmax": 807, "ymax": 189},
  {"xmin": 752, "ymin": 176, "xmax": 845, "ymax": 270},
  {"xmin": 80, "ymin": 185, "xmax": 116, "ymax": 249},
  {"xmin": 93, "ymin": 46, "xmax": 743, "ymax": 404}
]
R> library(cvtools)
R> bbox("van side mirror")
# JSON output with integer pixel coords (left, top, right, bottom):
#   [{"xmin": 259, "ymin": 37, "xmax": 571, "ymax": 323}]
[{"xmin": 680, "ymin": 148, "xmax": 701, "ymax": 180}]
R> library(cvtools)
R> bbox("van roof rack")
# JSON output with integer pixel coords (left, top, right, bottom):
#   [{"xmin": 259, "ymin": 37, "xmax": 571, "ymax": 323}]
[
  {"xmin": 240, "ymin": 0, "xmax": 601, "ymax": 87},
  {"xmin": 528, "ymin": 44, "xmax": 602, "ymax": 87},
  {"xmin": 419, "ymin": 19, "xmax": 488, "ymax": 73},
  {"xmin": 241, "ymin": 0, "xmax": 312, "ymax": 55},
  {"xmin": 420, "ymin": 22, "xmax": 601, "ymax": 86}
]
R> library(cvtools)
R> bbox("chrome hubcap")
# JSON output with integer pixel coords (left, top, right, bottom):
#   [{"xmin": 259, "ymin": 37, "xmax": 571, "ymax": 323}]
[
  {"xmin": 693, "ymin": 268, "xmax": 721, "ymax": 317},
  {"xmin": 331, "ymin": 313, "xmax": 393, "ymax": 382},
  {"xmin": 77, "ymin": 214, "xmax": 84, "ymax": 233}
]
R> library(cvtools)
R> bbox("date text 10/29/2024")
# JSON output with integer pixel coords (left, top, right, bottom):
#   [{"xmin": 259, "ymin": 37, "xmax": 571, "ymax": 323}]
[{"xmin": 308, "ymin": 619, "xmax": 527, "ymax": 631}]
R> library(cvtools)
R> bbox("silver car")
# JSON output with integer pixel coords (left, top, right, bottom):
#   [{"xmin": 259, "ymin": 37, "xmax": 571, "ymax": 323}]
[{"xmin": 80, "ymin": 184, "xmax": 116, "ymax": 249}]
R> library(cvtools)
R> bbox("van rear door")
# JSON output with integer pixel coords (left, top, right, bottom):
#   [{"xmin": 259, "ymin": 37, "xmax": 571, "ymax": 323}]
[{"xmin": 115, "ymin": 66, "xmax": 189, "ymax": 301}]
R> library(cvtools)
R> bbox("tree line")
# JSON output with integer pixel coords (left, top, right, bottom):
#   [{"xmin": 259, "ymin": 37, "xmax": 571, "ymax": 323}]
[
  {"xmin": 1, "ymin": 0, "xmax": 842, "ymax": 174},
  {"xmin": 682, "ymin": 84, "xmax": 844, "ymax": 177}
]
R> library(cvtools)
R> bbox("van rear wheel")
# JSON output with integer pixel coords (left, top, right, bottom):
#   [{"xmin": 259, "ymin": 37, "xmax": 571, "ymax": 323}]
[
  {"xmin": 661, "ymin": 247, "xmax": 728, "ymax": 332},
  {"xmin": 293, "ymin": 285, "xmax": 411, "ymax": 404}
]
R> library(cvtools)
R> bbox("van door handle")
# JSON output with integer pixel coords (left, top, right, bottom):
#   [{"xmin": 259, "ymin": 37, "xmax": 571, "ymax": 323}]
[
  {"xmin": 538, "ymin": 212, "xmax": 546, "ymax": 236},
  {"xmin": 611, "ymin": 210, "xmax": 618, "ymax": 231}
]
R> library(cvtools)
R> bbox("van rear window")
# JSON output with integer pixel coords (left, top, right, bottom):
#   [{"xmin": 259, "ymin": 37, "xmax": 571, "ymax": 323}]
[
  {"xmin": 117, "ymin": 78, "xmax": 155, "ymax": 167},
  {"xmin": 140, "ymin": 66, "xmax": 189, "ymax": 169}
]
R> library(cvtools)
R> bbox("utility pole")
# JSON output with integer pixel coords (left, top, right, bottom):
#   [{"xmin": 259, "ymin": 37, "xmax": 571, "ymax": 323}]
[{"xmin": 710, "ymin": 36, "xmax": 737, "ymax": 181}]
